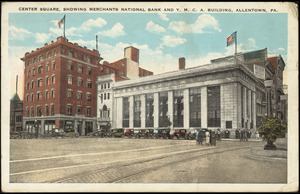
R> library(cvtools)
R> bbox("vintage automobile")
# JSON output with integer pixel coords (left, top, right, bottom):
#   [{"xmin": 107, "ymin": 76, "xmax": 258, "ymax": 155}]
[
  {"xmin": 10, "ymin": 132, "xmax": 21, "ymax": 139},
  {"xmin": 171, "ymin": 128, "xmax": 187, "ymax": 139},
  {"xmin": 110, "ymin": 128, "xmax": 125, "ymax": 138},
  {"xmin": 154, "ymin": 127, "xmax": 171, "ymax": 139},
  {"xmin": 124, "ymin": 128, "xmax": 134, "ymax": 138},
  {"xmin": 52, "ymin": 128, "xmax": 65, "ymax": 138},
  {"xmin": 64, "ymin": 129, "xmax": 79, "ymax": 138},
  {"xmin": 134, "ymin": 129, "xmax": 154, "ymax": 139},
  {"xmin": 185, "ymin": 128, "xmax": 201, "ymax": 140}
]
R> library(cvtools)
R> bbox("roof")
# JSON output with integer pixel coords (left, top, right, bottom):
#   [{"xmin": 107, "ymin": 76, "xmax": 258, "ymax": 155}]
[
  {"xmin": 243, "ymin": 48, "xmax": 267, "ymax": 61},
  {"xmin": 267, "ymin": 56, "xmax": 279, "ymax": 70},
  {"xmin": 10, "ymin": 93, "xmax": 21, "ymax": 102}
]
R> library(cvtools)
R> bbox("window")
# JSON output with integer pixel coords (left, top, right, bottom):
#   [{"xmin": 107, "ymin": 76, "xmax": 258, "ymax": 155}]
[
  {"xmin": 31, "ymin": 93, "xmax": 34, "ymax": 101},
  {"xmin": 31, "ymin": 80, "xmax": 34, "ymax": 89},
  {"xmin": 134, "ymin": 95, "xmax": 141, "ymax": 127},
  {"xmin": 77, "ymin": 91, "xmax": 82, "ymax": 100},
  {"xmin": 100, "ymin": 94, "xmax": 103, "ymax": 103},
  {"xmin": 46, "ymin": 52, "xmax": 50, "ymax": 59},
  {"xmin": 104, "ymin": 84, "xmax": 106, "ymax": 89},
  {"xmin": 77, "ymin": 106, "xmax": 82, "ymax": 115},
  {"xmin": 26, "ymin": 108, "xmax": 29, "ymax": 117},
  {"xmin": 189, "ymin": 87, "xmax": 201, "ymax": 127},
  {"xmin": 27, "ymin": 70, "xmax": 30, "ymax": 77},
  {"xmin": 87, "ymin": 56, "xmax": 90, "ymax": 64},
  {"xmin": 32, "ymin": 68, "xmax": 35, "ymax": 76},
  {"xmin": 226, "ymin": 121, "xmax": 232, "ymax": 129},
  {"xmin": 53, "ymin": 50, "xmax": 56, "ymax": 56},
  {"xmin": 37, "ymin": 79, "xmax": 42, "ymax": 87},
  {"xmin": 69, "ymin": 51, "xmax": 74, "ymax": 58},
  {"xmin": 67, "ymin": 89, "xmax": 73, "ymax": 98},
  {"xmin": 50, "ymin": 104, "xmax": 54, "ymax": 115},
  {"xmin": 46, "ymin": 63, "xmax": 49, "ymax": 71},
  {"xmin": 87, "ymin": 67, "xmax": 92, "ymax": 75},
  {"xmin": 159, "ymin": 91, "xmax": 168, "ymax": 127},
  {"xmin": 107, "ymin": 93, "xmax": 110, "ymax": 100},
  {"xmin": 87, "ymin": 93, "xmax": 91, "ymax": 101},
  {"xmin": 26, "ymin": 60, "xmax": 30, "ymax": 66},
  {"xmin": 32, "ymin": 58, "xmax": 35, "ymax": 64},
  {"xmin": 37, "ymin": 92, "xmax": 41, "ymax": 101},
  {"xmin": 77, "ymin": 77, "xmax": 83, "ymax": 86},
  {"xmin": 37, "ymin": 106, "xmax": 42, "ymax": 116},
  {"xmin": 87, "ymin": 80, "xmax": 92, "ymax": 88},
  {"xmin": 46, "ymin": 76, "xmax": 49, "ymax": 85},
  {"xmin": 104, "ymin": 93, "xmax": 106, "ymax": 100},
  {"xmin": 107, "ymin": 83, "xmax": 110, "ymax": 88},
  {"xmin": 51, "ymin": 75, "xmax": 55, "ymax": 84},
  {"xmin": 26, "ymin": 94, "xmax": 29, "ymax": 102},
  {"xmin": 52, "ymin": 61, "xmax": 56, "ymax": 70},
  {"xmin": 45, "ymin": 90, "xmax": 49, "ymax": 99},
  {"xmin": 38, "ymin": 55, "xmax": 43, "ymax": 62},
  {"xmin": 173, "ymin": 90, "xmax": 184, "ymax": 127},
  {"xmin": 37, "ymin": 65, "xmax": 42, "ymax": 74},
  {"xmin": 101, "ymin": 84, "xmax": 103, "ymax": 90},
  {"xmin": 67, "ymin": 105, "xmax": 72, "ymax": 115},
  {"xmin": 122, "ymin": 97, "xmax": 130, "ymax": 127},
  {"xmin": 26, "ymin": 82, "xmax": 30, "ymax": 90},
  {"xmin": 51, "ymin": 89, "xmax": 55, "ymax": 98},
  {"xmin": 68, "ymin": 75, "xmax": 72, "ymax": 84},
  {"xmin": 87, "ymin": 107, "xmax": 91, "ymax": 117},
  {"xmin": 78, "ymin": 64, "xmax": 82, "ymax": 73},
  {"xmin": 146, "ymin": 94, "xmax": 154, "ymax": 127},
  {"xmin": 68, "ymin": 61, "xmax": 73, "ymax": 70},
  {"xmin": 45, "ymin": 105, "xmax": 49, "ymax": 116},
  {"xmin": 30, "ymin": 107, "xmax": 34, "ymax": 117},
  {"xmin": 207, "ymin": 86, "xmax": 221, "ymax": 127}
]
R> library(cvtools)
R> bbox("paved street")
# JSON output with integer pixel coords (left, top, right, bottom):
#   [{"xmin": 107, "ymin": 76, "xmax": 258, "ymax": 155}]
[{"xmin": 10, "ymin": 137, "xmax": 287, "ymax": 184}]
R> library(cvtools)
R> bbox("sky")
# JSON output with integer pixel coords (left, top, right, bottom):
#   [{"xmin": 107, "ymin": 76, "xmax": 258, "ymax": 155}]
[{"xmin": 8, "ymin": 13, "xmax": 288, "ymax": 99}]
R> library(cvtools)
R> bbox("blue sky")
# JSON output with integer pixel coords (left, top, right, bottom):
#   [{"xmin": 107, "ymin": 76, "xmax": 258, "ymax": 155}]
[{"xmin": 8, "ymin": 13, "xmax": 287, "ymax": 98}]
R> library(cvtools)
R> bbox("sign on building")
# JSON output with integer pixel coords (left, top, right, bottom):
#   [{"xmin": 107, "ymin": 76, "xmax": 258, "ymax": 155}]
[{"xmin": 254, "ymin": 64, "xmax": 265, "ymax": 79}]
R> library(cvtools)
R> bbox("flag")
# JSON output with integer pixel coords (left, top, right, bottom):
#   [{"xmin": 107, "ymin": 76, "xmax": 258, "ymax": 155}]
[
  {"xmin": 227, "ymin": 31, "xmax": 236, "ymax": 46},
  {"xmin": 58, "ymin": 15, "xmax": 65, "ymax": 28}
]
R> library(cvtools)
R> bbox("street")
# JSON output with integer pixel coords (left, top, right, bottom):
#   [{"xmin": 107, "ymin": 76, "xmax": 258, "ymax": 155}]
[{"xmin": 10, "ymin": 137, "xmax": 287, "ymax": 184}]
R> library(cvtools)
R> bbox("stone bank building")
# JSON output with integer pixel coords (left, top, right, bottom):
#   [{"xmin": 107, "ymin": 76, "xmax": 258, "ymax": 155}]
[{"xmin": 97, "ymin": 55, "xmax": 258, "ymax": 136}]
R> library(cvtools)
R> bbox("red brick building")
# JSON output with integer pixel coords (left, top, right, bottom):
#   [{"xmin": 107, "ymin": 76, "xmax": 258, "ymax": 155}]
[{"xmin": 21, "ymin": 37, "xmax": 153, "ymax": 136}]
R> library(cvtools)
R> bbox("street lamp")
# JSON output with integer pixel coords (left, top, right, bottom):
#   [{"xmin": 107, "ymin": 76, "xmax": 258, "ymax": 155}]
[{"xmin": 264, "ymin": 79, "xmax": 273, "ymax": 117}]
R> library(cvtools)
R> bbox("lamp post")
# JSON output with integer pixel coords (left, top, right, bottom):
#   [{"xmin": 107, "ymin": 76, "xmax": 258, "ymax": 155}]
[{"xmin": 264, "ymin": 79, "xmax": 273, "ymax": 117}]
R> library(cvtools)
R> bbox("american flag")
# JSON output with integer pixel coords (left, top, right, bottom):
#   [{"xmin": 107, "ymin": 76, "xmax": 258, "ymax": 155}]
[
  {"xmin": 58, "ymin": 15, "xmax": 65, "ymax": 28},
  {"xmin": 227, "ymin": 31, "xmax": 237, "ymax": 46}
]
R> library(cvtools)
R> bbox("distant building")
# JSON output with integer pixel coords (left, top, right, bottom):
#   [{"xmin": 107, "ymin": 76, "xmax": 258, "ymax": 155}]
[{"xmin": 10, "ymin": 93, "xmax": 23, "ymax": 133}]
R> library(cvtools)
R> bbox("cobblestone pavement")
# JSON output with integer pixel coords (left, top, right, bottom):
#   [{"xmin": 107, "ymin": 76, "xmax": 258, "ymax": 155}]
[{"xmin": 9, "ymin": 138, "xmax": 287, "ymax": 184}]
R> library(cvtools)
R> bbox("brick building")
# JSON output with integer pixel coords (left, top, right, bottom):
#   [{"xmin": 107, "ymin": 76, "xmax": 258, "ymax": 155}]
[
  {"xmin": 21, "ymin": 37, "xmax": 153, "ymax": 136},
  {"xmin": 10, "ymin": 93, "xmax": 23, "ymax": 133},
  {"xmin": 21, "ymin": 36, "xmax": 104, "ymax": 136}
]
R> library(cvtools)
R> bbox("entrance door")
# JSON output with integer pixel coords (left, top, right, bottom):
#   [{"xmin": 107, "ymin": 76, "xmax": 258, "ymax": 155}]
[{"xmin": 77, "ymin": 122, "xmax": 82, "ymax": 135}]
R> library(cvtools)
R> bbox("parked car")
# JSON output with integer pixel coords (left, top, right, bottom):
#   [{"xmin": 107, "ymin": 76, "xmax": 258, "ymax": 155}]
[
  {"xmin": 185, "ymin": 128, "xmax": 200, "ymax": 140},
  {"xmin": 110, "ymin": 128, "xmax": 125, "ymax": 138},
  {"xmin": 10, "ymin": 132, "xmax": 21, "ymax": 139},
  {"xmin": 87, "ymin": 130, "xmax": 106, "ymax": 138},
  {"xmin": 171, "ymin": 128, "xmax": 187, "ymax": 139},
  {"xmin": 154, "ymin": 127, "xmax": 171, "ymax": 139},
  {"xmin": 52, "ymin": 128, "xmax": 65, "ymax": 138},
  {"xmin": 124, "ymin": 128, "xmax": 134, "ymax": 138},
  {"xmin": 20, "ymin": 131, "xmax": 32, "ymax": 139},
  {"xmin": 64, "ymin": 129, "xmax": 79, "ymax": 138}
]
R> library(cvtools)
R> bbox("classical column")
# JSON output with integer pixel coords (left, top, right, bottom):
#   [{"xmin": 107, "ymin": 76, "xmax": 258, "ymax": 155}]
[
  {"xmin": 243, "ymin": 87, "xmax": 247, "ymax": 128},
  {"xmin": 252, "ymin": 91, "xmax": 256, "ymax": 130},
  {"xmin": 237, "ymin": 84, "xmax": 242, "ymax": 129},
  {"xmin": 115, "ymin": 97, "xmax": 123, "ymax": 128},
  {"xmin": 168, "ymin": 91, "xmax": 173, "ymax": 128},
  {"xmin": 248, "ymin": 89, "xmax": 252, "ymax": 129},
  {"xmin": 220, "ymin": 85, "xmax": 225, "ymax": 129},
  {"xmin": 183, "ymin": 88, "xmax": 190, "ymax": 129},
  {"xmin": 129, "ymin": 96, "xmax": 134, "ymax": 128},
  {"xmin": 74, "ymin": 119, "xmax": 78, "ymax": 133},
  {"xmin": 141, "ymin": 94, "xmax": 146, "ymax": 128},
  {"xmin": 201, "ymin": 86, "xmax": 207, "ymax": 128},
  {"xmin": 153, "ymin": 93, "xmax": 159, "ymax": 128},
  {"xmin": 93, "ymin": 120, "xmax": 97, "ymax": 132}
]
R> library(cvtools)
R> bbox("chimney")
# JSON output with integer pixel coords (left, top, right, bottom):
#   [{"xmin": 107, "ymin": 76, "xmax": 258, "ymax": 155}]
[
  {"xmin": 124, "ymin": 46, "xmax": 139, "ymax": 63},
  {"xmin": 179, "ymin": 57, "xmax": 185, "ymax": 70}
]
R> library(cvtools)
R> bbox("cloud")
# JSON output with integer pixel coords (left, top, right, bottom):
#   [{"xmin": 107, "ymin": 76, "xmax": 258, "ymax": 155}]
[
  {"xmin": 35, "ymin": 33, "xmax": 52, "ymax": 43},
  {"xmin": 168, "ymin": 14, "xmax": 221, "ymax": 34},
  {"xmin": 278, "ymin": 47, "xmax": 285, "ymax": 51},
  {"xmin": 158, "ymin": 13, "xmax": 169, "ymax": 21},
  {"xmin": 81, "ymin": 17, "xmax": 107, "ymax": 31},
  {"xmin": 9, "ymin": 26, "xmax": 33, "ymax": 41},
  {"xmin": 159, "ymin": 35, "xmax": 187, "ymax": 48},
  {"xmin": 99, "ymin": 23, "xmax": 126, "ymax": 38},
  {"xmin": 146, "ymin": 21, "xmax": 166, "ymax": 34}
]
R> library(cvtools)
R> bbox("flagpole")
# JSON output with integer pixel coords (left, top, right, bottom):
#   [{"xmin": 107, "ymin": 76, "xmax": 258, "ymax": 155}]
[{"xmin": 64, "ymin": 15, "xmax": 66, "ymax": 38}]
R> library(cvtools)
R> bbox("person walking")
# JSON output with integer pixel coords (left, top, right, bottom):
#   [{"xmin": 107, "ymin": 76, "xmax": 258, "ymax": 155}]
[
  {"xmin": 205, "ymin": 130, "xmax": 210, "ymax": 145},
  {"xmin": 217, "ymin": 128, "xmax": 221, "ymax": 141},
  {"xmin": 244, "ymin": 130, "xmax": 248, "ymax": 142},
  {"xmin": 199, "ymin": 130, "xmax": 204, "ymax": 145},
  {"xmin": 210, "ymin": 131, "xmax": 217, "ymax": 146},
  {"xmin": 240, "ymin": 129, "xmax": 244, "ymax": 141},
  {"xmin": 255, "ymin": 131, "xmax": 260, "ymax": 139}
]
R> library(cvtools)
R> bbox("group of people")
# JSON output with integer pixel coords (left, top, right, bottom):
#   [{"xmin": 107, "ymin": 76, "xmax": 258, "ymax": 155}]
[
  {"xmin": 195, "ymin": 129, "xmax": 221, "ymax": 146},
  {"xmin": 235, "ymin": 129, "xmax": 252, "ymax": 141}
]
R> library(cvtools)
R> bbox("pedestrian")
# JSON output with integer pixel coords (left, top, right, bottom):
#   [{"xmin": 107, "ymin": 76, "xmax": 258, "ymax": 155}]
[
  {"xmin": 247, "ymin": 129, "xmax": 252, "ymax": 139},
  {"xmin": 199, "ymin": 130, "xmax": 204, "ymax": 145},
  {"xmin": 210, "ymin": 131, "xmax": 217, "ymax": 146},
  {"xmin": 235, "ymin": 129, "xmax": 239, "ymax": 139},
  {"xmin": 217, "ymin": 128, "xmax": 221, "ymax": 141},
  {"xmin": 244, "ymin": 130, "xmax": 248, "ymax": 141},
  {"xmin": 255, "ymin": 131, "xmax": 260, "ymax": 139},
  {"xmin": 195, "ymin": 130, "xmax": 199, "ymax": 144},
  {"xmin": 205, "ymin": 130, "xmax": 210, "ymax": 145},
  {"xmin": 240, "ymin": 129, "xmax": 244, "ymax": 141}
]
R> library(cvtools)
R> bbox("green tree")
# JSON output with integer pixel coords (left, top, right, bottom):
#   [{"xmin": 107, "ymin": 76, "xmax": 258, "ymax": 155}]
[{"xmin": 258, "ymin": 117, "xmax": 287, "ymax": 150}]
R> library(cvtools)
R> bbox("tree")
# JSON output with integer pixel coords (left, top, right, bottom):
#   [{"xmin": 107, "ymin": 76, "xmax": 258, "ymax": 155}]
[{"xmin": 258, "ymin": 117, "xmax": 287, "ymax": 150}]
